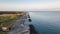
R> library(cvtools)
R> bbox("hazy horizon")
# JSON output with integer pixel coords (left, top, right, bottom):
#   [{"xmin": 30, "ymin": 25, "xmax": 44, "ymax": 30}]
[{"xmin": 0, "ymin": 0, "xmax": 60, "ymax": 11}]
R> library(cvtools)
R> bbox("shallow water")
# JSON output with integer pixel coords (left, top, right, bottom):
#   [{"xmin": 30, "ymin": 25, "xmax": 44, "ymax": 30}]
[{"xmin": 25, "ymin": 11, "xmax": 60, "ymax": 34}]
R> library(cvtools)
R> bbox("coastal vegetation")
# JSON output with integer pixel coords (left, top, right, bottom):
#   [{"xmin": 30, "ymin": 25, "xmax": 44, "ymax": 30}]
[
  {"xmin": 0, "ymin": 12, "xmax": 25, "ymax": 34},
  {"xmin": 0, "ymin": 12, "xmax": 25, "ymax": 26}
]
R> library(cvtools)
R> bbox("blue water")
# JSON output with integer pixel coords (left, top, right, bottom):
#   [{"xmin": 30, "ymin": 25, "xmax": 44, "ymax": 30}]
[{"xmin": 25, "ymin": 11, "xmax": 60, "ymax": 34}]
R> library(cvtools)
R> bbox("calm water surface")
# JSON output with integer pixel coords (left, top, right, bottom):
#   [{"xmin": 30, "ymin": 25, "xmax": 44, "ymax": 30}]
[{"xmin": 25, "ymin": 11, "xmax": 60, "ymax": 34}]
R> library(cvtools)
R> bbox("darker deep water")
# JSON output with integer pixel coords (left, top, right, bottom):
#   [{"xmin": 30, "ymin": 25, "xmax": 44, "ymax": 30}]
[{"xmin": 25, "ymin": 11, "xmax": 60, "ymax": 34}]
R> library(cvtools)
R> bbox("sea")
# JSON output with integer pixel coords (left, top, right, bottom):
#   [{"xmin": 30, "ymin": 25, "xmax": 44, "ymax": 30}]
[{"xmin": 25, "ymin": 11, "xmax": 60, "ymax": 34}]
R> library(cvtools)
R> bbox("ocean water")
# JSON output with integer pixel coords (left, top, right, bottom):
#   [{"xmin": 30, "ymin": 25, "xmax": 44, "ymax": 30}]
[{"xmin": 25, "ymin": 11, "xmax": 60, "ymax": 34}]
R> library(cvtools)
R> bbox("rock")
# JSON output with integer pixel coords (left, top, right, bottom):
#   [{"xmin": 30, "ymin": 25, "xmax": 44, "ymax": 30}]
[{"xmin": 29, "ymin": 25, "xmax": 36, "ymax": 34}]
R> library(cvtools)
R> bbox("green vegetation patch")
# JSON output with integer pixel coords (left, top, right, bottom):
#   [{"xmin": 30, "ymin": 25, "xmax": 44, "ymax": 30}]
[{"xmin": 0, "ymin": 12, "xmax": 25, "ymax": 27}]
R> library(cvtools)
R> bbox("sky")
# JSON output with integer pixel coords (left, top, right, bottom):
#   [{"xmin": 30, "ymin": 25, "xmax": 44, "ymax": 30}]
[{"xmin": 0, "ymin": 0, "xmax": 60, "ymax": 11}]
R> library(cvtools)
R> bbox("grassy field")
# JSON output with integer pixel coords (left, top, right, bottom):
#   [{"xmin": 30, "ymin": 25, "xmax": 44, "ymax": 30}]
[
  {"xmin": 0, "ymin": 12, "xmax": 25, "ymax": 34},
  {"xmin": 0, "ymin": 12, "xmax": 25, "ymax": 26}
]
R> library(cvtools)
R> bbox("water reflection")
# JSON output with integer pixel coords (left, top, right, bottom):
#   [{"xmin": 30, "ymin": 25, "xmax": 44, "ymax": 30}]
[{"xmin": 25, "ymin": 11, "xmax": 60, "ymax": 34}]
